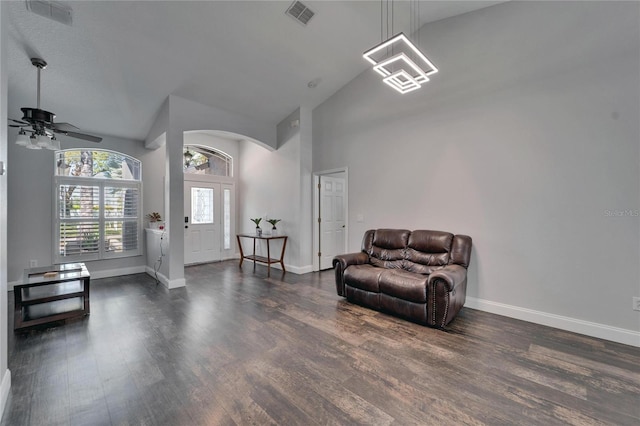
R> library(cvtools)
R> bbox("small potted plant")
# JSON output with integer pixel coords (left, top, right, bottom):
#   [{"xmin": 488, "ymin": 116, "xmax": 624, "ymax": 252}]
[
  {"xmin": 251, "ymin": 218, "xmax": 262, "ymax": 236},
  {"xmin": 146, "ymin": 212, "xmax": 162, "ymax": 229},
  {"xmin": 267, "ymin": 219, "xmax": 281, "ymax": 234}
]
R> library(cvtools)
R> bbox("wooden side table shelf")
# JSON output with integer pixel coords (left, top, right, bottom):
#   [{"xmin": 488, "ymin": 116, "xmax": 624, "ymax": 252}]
[
  {"xmin": 14, "ymin": 263, "xmax": 90, "ymax": 331},
  {"xmin": 237, "ymin": 234, "xmax": 288, "ymax": 277}
]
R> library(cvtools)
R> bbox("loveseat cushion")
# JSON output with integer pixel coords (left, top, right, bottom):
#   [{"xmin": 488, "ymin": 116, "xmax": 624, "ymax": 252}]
[
  {"xmin": 379, "ymin": 270, "xmax": 429, "ymax": 303},
  {"xmin": 403, "ymin": 230, "xmax": 453, "ymax": 273},
  {"xmin": 368, "ymin": 229, "xmax": 410, "ymax": 269},
  {"xmin": 344, "ymin": 264, "xmax": 383, "ymax": 293}
]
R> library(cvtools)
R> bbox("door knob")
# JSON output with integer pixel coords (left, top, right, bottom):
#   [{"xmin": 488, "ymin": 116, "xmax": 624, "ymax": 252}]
[{"xmin": 185, "ymin": 225, "xmax": 189, "ymax": 229}]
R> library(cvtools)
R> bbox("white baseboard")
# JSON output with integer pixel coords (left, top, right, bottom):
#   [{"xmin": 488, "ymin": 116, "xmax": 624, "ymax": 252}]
[
  {"xmin": 466, "ymin": 297, "xmax": 640, "ymax": 348},
  {"xmin": 144, "ymin": 267, "xmax": 185, "ymax": 289},
  {"xmin": 264, "ymin": 263, "xmax": 313, "ymax": 275},
  {"xmin": 0, "ymin": 369, "xmax": 11, "ymax": 420},
  {"xmin": 89, "ymin": 266, "xmax": 146, "ymax": 280},
  {"xmin": 8, "ymin": 265, "xmax": 147, "ymax": 291},
  {"xmin": 145, "ymin": 266, "xmax": 168, "ymax": 288},
  {"xmin": 168, "ymin": 278, "xmax": 186, "ymax": 289},
  {"xmin": 290, "ymin": 264, "xmax": 313, "ymax": 274}
]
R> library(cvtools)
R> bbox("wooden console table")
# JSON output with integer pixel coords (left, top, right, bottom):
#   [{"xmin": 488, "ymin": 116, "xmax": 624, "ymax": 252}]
[
  {"xmin": 237, "ymin": 234, "xmax": 288, "ymax": 277},
  {"xmin": 15, "ymin": 263, "xmax": 90, "ymax": 331}
]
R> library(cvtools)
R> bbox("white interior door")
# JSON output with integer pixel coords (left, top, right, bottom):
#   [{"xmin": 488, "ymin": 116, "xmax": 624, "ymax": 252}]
[
  {"xmin": 320, "ymin": 175, "xmax": 346, "ymax": 270},
  {"xmin": 184, "ymin": 182, "xmax": 221, "ymax": 265}
]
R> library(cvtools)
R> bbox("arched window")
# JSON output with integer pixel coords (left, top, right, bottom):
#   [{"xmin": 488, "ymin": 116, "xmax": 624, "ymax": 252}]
[
  {"xmin": 54, "ymin": 149, "xmax": 142, "ymax": 262},
  {"xmin": 183, "ymin": 146, "xmax": 232, "ymax": 177}
]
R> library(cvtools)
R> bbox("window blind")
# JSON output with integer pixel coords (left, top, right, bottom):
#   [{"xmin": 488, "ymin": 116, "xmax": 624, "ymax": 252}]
[{"xmin": 54, "ymin": 180, "xmax": 141, "ymax": 262}]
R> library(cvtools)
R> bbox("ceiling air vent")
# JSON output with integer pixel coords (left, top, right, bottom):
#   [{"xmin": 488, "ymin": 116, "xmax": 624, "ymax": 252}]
[
  {"xmin": 286, "ymin": 1, "xmax": 315, "ymax": 26},
  {"xmin": 26, "ymin": 0, "xmax": 73, "ymax": 26}
]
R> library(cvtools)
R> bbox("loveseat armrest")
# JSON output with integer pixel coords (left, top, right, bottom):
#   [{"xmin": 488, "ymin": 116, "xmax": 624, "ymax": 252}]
[
  {"xmin": 427, "ymin": 264, "xmax": 467, "ymax": 292},
  {"xmin": 333, "ymin": 252, "xmax": 369, "ymax": 296},
  {"xmin": 427, "ymin": 264, "xmax": 468, "ymax": 328}
]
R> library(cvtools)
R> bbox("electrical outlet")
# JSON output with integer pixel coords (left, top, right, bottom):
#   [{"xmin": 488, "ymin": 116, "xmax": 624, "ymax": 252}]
[
  {"xmin": 29, "ymin": 259, "xmax": 37, "ymax": 268},
  {"xmin": 633, "ymin": 297, "xmax": 640, "ymax": 311}
]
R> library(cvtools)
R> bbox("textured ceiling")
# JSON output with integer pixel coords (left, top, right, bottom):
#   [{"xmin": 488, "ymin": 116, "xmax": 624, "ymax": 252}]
[{"xmin": 6, "ymin": 1, "xmax": 503, "ymax": 141}]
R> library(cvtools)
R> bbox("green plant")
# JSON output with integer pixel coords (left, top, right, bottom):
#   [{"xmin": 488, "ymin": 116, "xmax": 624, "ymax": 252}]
[
  {"xmin": 251, "ymin": 218, "xmax": 262, "ymax": 227},
  {"xmin": 267, "ymin": 219, "xmax": 281, "ymax": 228},
  {"xmin": 146, "ymin": 212, "xmax": 162, "ymax": 222}
]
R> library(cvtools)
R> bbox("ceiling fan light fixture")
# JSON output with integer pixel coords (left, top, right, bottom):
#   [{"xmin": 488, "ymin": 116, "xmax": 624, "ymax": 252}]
[
  {"xmin": 8, "ymin": 57, "xmax": 102, "ymax": 149},
  {"xmin": 25, "ymin": 134, "xmax": 42, "ymax": 150},
  {"xmin": 47, "ymin": 138, "xmax": 60, "ymax": 151},
  {"xmin": 36, "ymin": 133, "xmax": 51, "ymax": 148},
  {"xmin": 15, "ymin": 129, "xmax": 30, "ymax": 146}
]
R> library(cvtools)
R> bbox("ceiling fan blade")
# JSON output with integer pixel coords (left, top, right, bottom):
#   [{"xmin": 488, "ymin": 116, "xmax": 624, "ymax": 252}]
[
  {"xmin": 9, "ymin": 118, "xmax": 28, "ymax": 126},
  {"xmin": 63, "ymin": 131, "xmax": 102, "ymax": 143},
  {"xmin": 51, "ymin": 122, "xmax": 80, "ymax": 132}
]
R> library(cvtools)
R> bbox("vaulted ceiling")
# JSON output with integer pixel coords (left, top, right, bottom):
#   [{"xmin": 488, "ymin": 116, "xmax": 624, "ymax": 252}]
[{"xmin": 6, "ymin": 1, "xmax": 503, "ymax": 141}]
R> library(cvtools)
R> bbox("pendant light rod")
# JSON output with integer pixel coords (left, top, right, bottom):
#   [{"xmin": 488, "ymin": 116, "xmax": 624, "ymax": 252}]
[
  {"xmin": 31, "ymin": 58, "xmax": 47, "ymax": 110},
  {"xmin": 37, "ymin": 66, "xmax": 41, "ymax": 109}
]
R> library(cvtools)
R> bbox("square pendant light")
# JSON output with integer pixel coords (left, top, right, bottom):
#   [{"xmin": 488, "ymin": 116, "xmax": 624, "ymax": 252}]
[
  {"xmin": 363, "ymin": 32, "xmax": 437, "ymax": 94},
  {"xmin": 382, "ymin": 70, "xmax": 422, "ymax": 94}
]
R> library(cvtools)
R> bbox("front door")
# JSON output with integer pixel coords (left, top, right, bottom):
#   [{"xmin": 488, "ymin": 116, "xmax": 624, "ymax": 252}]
[
  {"xmin": 184, "ymin": 182, "xmax": 221, "ymax": 265},
  {"xmin": 319, "ymin": 175, "xmax": 346, "ymax": 270}
]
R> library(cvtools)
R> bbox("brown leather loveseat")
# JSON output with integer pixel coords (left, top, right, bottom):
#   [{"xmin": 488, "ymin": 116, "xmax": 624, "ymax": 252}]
[{"xmin": 333, "ymin": 229, "xmax": 472, "ymax": 328}]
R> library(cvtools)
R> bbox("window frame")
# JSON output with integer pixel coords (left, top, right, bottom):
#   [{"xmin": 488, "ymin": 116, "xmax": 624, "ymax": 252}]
[{"xmin": 53, "ymin": 150, "xmax": 143, "ymax": 264}]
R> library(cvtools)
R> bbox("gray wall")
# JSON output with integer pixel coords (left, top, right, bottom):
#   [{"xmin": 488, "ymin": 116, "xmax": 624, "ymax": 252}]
[
  {"xmin": 238, "ymin": 134, "xmax": 304, "ymax": 270},
  {"xmin": 313, "ymin": 1, "xmax": 640, "ymax": 336},
  {"xmin": 236, "ymin": 106, "xmax": 314, "ymax": 273},
  {"xmin": 6, "ymin": 130, "xmax": 155, "ymax": 283}
]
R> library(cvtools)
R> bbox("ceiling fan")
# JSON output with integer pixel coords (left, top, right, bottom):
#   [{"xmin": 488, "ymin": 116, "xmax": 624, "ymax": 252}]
[{"xmin": 9, "ymin": 57, "xmax": 102, "ymax": 150}]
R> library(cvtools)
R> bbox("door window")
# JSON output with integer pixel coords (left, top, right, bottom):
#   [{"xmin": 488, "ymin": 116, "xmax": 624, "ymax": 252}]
[
  {"xmin": 223, "ymin": 188, "xmax": 231, "ymax": 249},
  {"xmin": 191, "ymin": 187, "xmax": 214, "ymax": 224}
]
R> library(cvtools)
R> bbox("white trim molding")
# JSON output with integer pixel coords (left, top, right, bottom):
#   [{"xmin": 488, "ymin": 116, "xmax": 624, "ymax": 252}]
[
  {"xmin": 312, "ymin": 168, "xmax": 349, "ymax": 272},
  {"xmin": 144, "ymin": 267, "xmax": 185, "ymax": 289},
  {"xmin": 281, "ymin": 264, "xmax": 313, "ymax": 275},
  {"xmin": 0, "ymin": 369, "xmax": 11, "ymax": 419},
  {"xmin": 168, "ymin": 278, "xmax": 186, "ymax": 289},
  {"xmin": 261, "ymin": 263, "xmax": 313, "ymax": 275},
  {"xmin": 89, "ymin": 266, "xmax": 146, "ymax": 280},
  {"xmin": 466, "ymin": 297, "xmax": 640, "ymax": 348},
  {"xmin": 145, "ymin": 266, "xmax": 168, "ymax": 288}
]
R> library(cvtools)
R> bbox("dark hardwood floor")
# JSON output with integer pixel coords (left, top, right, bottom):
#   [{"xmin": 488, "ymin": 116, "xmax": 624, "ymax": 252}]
[{"xmin": 1, "ymin": 260, "xmax": 639, "ymax": 425}]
